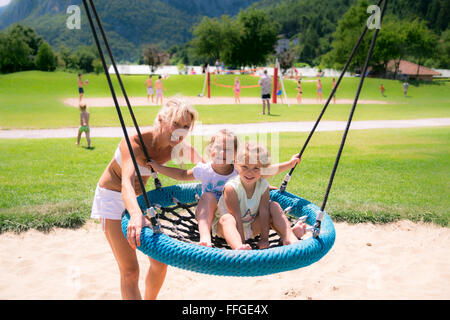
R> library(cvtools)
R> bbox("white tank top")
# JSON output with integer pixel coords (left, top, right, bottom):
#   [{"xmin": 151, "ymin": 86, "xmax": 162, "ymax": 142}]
[{"xmin": 114, "ymin": 145, "xmax": 154, "ymax": 177}]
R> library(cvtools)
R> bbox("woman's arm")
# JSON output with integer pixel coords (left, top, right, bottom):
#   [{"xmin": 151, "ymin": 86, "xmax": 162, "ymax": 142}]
[
  {"xmin": 223, "ymin": 185, "xmax": 245, "ymax": 242},
  {"xmin": 119, "ymin": 140, "xmax": 146, "ymax": 250},
  {"xmin": 261, "ymin": 154, "xmax": 301, "ymax": 178}
]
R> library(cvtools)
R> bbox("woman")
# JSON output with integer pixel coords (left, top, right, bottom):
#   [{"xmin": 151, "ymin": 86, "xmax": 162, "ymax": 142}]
[{"xmin": 91, "ymin": 98, "xmax": 200, "ymax": 300}]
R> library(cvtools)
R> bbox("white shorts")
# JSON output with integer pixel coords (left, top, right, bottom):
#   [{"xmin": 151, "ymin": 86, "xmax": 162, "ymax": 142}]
[{"xmin": 91, "ymin": 184, "xmax": 125, "ymax": 222}]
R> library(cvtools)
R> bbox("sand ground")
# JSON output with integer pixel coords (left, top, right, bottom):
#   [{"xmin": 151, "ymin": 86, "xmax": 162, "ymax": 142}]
[{"xmin": 1, "ymin": 220, "xmax": 448, "ymax": 300}]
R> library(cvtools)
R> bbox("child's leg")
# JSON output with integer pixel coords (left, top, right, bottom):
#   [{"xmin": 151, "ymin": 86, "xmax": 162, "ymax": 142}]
[
  {"xmin": 76, "ymin": 130, "xmax": 82, "ymax": 145},
  {"xmin": 195, "ymin": 193, "xmax": 217, "ymax": 247},
  {"xmin": 216, "ymin": 214, "xmax": 251, "ymax": 250},
  {"xmin": 268, "ymin": 202, "xmax": 299, "ymax": 245},
  {"xmin": 86, "ymin": 130, "xmax": 91, "ymax": 148}
]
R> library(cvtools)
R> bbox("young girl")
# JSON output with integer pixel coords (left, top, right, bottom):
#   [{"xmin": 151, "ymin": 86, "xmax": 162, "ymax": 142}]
[
  {"xmin": 148, "ymin": 131, "xmax": 302, "ymax": 247},
  {"xmin": 213, "ymin": 143, "xmax": 306, "ymax": 250},
  {"xmin": 76, "ymin": 103, "xmax": 91, "ymax": 148},
  {"xmin": 296, "ymin": 80, "xmax": 302, "ymax": 104},
  {"xmin": 234, "ymin": 77, "xmax": 241, "ymax": 104}
]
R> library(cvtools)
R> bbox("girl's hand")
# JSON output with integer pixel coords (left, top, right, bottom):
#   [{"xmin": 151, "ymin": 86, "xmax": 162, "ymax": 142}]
[
  {"xmin": 127, "ymin": 213, "xmax": 145, "ymax": 249},
  {"xmin": 289, "ymin": 154, "xmax": 301, "ymax": 168},
  {"xmin": 146, "ymin": 160, "xmax": 159, "ymax": 171}
]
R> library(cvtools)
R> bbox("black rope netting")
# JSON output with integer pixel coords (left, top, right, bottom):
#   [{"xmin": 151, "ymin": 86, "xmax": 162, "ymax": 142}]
[{"xmin": 152, "ymin": 199, "xmax": 300, "ymax": 250}]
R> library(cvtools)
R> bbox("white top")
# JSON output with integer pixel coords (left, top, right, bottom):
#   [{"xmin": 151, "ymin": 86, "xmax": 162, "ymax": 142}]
[
  {"xmin": 114, "ymin": 145, "xmax": 153, "ymax": 176},
  {"xmin": 192, "ymin": 162, "xmax": 238, "ymax": 200},
  {"xmin": 216, "ymin": 175, "xmax": 270, "ymax": 224}
]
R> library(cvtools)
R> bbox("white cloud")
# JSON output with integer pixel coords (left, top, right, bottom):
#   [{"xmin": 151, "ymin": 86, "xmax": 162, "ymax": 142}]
[{"xmin": 0, "ymin": 0, "xmax": 11, "ymax": 7}]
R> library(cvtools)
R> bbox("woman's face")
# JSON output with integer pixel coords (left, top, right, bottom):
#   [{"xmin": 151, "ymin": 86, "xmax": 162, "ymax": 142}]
[{"xmin": 162, "ymin": 116, "xmax": 192, "ymax": 147}]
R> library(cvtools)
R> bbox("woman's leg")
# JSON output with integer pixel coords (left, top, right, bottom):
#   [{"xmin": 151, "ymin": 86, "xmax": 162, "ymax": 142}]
[
  {"xmin": 195, "ymin": 192, "xmax": 217, "ymax": 247},
  {"xmin": 104, "ymin": 219, "xmax": 142, "ymax": 300},
  {"xmin": 144, "ymin": 258, "xmax": 167, "ymax": 300}
]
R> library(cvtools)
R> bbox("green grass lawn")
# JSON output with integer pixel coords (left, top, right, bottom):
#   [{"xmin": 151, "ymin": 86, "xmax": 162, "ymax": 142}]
[
  {"xmin": 1, "ymin": 71, "xmax": 449, "ymax": 129},
  {"xmin": 1, "ymin": 127, "xmax": 448, "ymax": 233}
]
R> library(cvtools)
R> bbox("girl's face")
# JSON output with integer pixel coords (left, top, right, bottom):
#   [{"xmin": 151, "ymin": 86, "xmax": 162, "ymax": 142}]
[
  {"xmin": 236, "ymin": 160, "xmax": 262, "ymax": 185},
  {"xmin": 210, "ymin": 136, "xmax": 235, "ymax": 165}
]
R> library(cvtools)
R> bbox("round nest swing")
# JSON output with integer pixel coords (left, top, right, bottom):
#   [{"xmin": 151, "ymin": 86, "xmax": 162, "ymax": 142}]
[{"xmin": 121, "ymin": 183, "xmax": 335, "ymax": 277}]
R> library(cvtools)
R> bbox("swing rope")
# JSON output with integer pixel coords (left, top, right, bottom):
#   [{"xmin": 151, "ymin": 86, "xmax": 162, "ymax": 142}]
[
  {"xmin": 82, "ymin": 0, "xmax": 162, "ymax": 229},
  {"xmin": 306, "ymin": 0, "xmax": 387, "ymax": 237},
  {"xmin": 279, "ymin": 0, "xmax": 385, "ymax": 193}
]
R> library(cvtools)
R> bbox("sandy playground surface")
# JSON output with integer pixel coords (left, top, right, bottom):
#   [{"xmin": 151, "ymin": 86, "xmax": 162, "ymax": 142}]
[
  {"xmin": 64, "ymin": 96, "xmax": 388, "ymax": 107},
  {"xmin": 0, "ymin": 219, "xmax": 448, "ymax": 300}
]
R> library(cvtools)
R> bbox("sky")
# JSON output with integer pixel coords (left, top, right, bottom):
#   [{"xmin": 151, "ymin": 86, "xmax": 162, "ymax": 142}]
[{"xmin": 0, "ymin": 0, "xmax": 11, "ymax": 7}]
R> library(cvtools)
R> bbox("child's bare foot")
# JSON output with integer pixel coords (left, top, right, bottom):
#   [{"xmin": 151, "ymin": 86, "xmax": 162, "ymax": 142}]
[
  {"xmin": 236, "ymin": 244, "xmax": 251, "ymax": 250},
  {"xmin": 282, "ymin": 233, "xmax": 299, "ymax": 246},
  {"xmin": 198, "ymin": 241, "xmax": 212, "ymax": 248},
  {"xmin": 292, "ymin": 221, "xmax": 307, "ymax": 239}
]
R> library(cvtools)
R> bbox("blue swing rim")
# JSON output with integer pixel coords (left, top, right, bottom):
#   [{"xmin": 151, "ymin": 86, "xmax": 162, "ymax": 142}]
[{"xmin": 121, "ymin": 183, "xmax": 335, "ymax": 277}]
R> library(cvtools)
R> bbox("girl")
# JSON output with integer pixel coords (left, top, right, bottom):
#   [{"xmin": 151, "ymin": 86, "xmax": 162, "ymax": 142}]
[
  {"xmin": 91, "ymin": 98, "xmax": 199, "ymax": 300},
  {"xmin": 234, "ymin": 77, "xmax": 241, "ymax": 104},
  {"xmin": 317, "ymin": 79, "xmax": 323, "ymax": 102},
  {"xmin": 76, "ymin": 103, "xmax": 91, "ymax": 148},
  {"xmin": 213, "ymin": 143, "xmax": 306, "ymax": 250},
  {"xmin": 296, "ymin": 80, "xmax": 302, "ymax": 104},
  {"xmin": 148, "ymin": 129, "xmax": 238, "ymax": 247},
  {"xmin": 148, "ymin": 131, "xmax": 302, "ymax": 248}
]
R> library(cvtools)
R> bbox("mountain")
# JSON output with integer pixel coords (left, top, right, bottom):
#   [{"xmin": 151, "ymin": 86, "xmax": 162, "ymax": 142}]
[{"xmin": 0, "ymin": 0, "xmax": 259, "ymax": 62}]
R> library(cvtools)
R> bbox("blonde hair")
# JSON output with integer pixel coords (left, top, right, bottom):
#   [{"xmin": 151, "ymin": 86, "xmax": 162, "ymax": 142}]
[
  {"xmin": 79, "ymin": 103, "xmax": 87, "ymax": 111},
  {"xmin": 206, "ymin": 129, "xmax": 239, "ymax": 156},
  {"xmin": 236, "ymin": 142, "xmax": 271, "ymax": 168},
  {"xmin": 155, "ymin": 98, "xmax": 198, "ymax": 130}
]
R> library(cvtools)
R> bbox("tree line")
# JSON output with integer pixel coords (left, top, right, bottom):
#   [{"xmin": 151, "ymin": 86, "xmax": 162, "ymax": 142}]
[{"xmin": 0, "ymin": 24, "xmax": 103, "ymax": 74}]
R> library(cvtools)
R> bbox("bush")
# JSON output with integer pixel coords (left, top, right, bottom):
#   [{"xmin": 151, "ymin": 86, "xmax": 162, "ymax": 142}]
[{"xmin": 35, "ymin": 41, "xmax": 57, "ymax": 71}]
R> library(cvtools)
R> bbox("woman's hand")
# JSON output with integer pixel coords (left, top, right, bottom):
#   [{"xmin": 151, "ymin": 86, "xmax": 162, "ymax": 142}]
[{"xmin": 127, "ymin": 212, "xmax": 145, "ymax": 249}]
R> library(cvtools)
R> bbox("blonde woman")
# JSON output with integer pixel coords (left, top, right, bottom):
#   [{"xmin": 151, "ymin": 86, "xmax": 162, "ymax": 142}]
[{"xmin": 91, "ymin": 99, "xmax": 200, "ymax": 300}]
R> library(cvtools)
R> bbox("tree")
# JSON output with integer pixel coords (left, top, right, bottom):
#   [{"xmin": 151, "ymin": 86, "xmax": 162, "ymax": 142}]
[
  {"xmin": 35, "ymin": 41, "xmax": 57, "ymax": 71},
  {"xmin": 321, "ymin": 0, "xmax": 372, "ymax": 71},
  {"xmin": 142, "ymin": 44, "xmax": 169, "ymax": 73},
  {"xmin": 236, "ymin": 9, "xmax": 280, "ymax": 67},
  {"xmin": 278, "ymin": 48, "xmax": 296, "ymax": 75},
  {"xmin": 191, "ymin": 16, "xmax": 224, "ymax": 62},
  {"xmin": 0, "ymin": 32, "xmax": 32, "ymax": 73},
  {"xmin": 404, "ymin": 19, "xmax": 438, "ymax": 79},
  {"xmin": 73, "ymin": 46, "xmax": 98, "ymax": 73},
  {"xmin": 8, "ymin": 24, "xmax": 42, "ymax": 56},
  {"xmin": 435, "ymin": 29, "xmax": 450, "ymax": 68}
]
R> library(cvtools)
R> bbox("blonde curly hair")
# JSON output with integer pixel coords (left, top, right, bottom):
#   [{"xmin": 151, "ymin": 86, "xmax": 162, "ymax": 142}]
[{"xmin": 236, "ymin": 142, "xmax": 271, "ymax": 168}]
